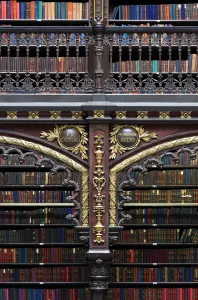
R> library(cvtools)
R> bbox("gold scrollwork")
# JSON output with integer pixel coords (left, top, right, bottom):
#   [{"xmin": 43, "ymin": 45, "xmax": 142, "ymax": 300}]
[
  {"xmin": 0, "ymin": 135, "xmax": 89, "ymax": 226},
  {"xmin": 93, "ymin": 133, "xmax": 106, "ymax": 244},
  {"xmin": 40, "ymin": 125, "xmax": 88, "ymax": 160},
  {"xmin": 109, "ymin": 135, "xmax": 198, "ymax": 225},
  {"xmin": 110, "ymin": 125, "xmax": 158, "ymax": 159}
]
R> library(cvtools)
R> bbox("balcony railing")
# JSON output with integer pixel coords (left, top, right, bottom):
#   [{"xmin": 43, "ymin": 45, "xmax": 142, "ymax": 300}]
[{"xmin": 0, "ymin": 26, "xmax": 198, "ymax": 94}]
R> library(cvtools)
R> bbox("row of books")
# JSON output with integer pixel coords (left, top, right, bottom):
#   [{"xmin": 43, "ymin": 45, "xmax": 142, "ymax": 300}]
[
  {"xmin": 0, "ymin": 208, "xmax": 75, "ymax": 224},
  {"xmin": 113, "ymin": 249, "xmax": 198, "ymax": 263},
  {"xmin": 0, "ymin": 248, "xmax": 86, "ymax": 263},
  {"xmin": 120, "ymin": 229, "xmax": 198, "ymax": 243},
  {"xmin": 127, "ymin": 208, "xmax": 198, "ymax": 224},
  {"xmin": 0, "ymin": 171, "xmax": 74, "ymax": 185},
  {"xmin": 0, "ymin": 57, "xmax": 86, "ymax": 73},
  {"xmin": 130, "ymin": 169, "xmax": 198, "ymax": 185},
  {"xmin": 0, "ymin": 228, "xmax": 79, "ymax": 243},
  {"xmin": 0, "ymin": 267, "xmax": 88, "ymax": 282},
  {"xmin": 0, "ymin": 191, "xmax": 74, "ymax": 203},
  {"xmin": 126, "ymin": 189, "xmax": 198, "ymax": 203},
  {"xmin": 111, "ymin": 267, "xmax": 198, "ymax": 282},
  {"xmin": 112, "ymin": 57, "xmax": 197, "ymax": 73},
  {"xmin": 111, "ymin": 3, "xmax": 198, "ymax": 20},
  {"xmin": 0, "ymin": 1, "xmax": 89, "ymax": 20},
  {"xmin": 0, "ymin": 289, "xmax": 89, "ymax": 300},
  {"xmin": 108, "ymin": 288, "xmax": 197, "ymax": 300}
]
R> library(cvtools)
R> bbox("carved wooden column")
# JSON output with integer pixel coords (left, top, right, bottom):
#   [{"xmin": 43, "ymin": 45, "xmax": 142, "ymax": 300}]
[
  {"xmin": 90, "ymin": 0, "xmax": 108, "ymax": 93},
  {"xmin": 87, "ymin": 124, "xmax": 112, "ymax": 300}
]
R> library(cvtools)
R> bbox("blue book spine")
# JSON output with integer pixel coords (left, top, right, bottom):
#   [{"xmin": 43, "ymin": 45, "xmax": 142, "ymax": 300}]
[
  {"xmin": 20, "ymin": 3, "xmax": 25, "ymax": 19},
  {"xmin": 181, "ymin": 4, "xmax": 185, "ymax": 19}
]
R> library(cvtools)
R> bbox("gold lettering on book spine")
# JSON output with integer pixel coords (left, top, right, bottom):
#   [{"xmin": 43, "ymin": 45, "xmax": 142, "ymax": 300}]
[{"xmin": 93, "ymin": 133, "xmax": 106, "ymax": 244}]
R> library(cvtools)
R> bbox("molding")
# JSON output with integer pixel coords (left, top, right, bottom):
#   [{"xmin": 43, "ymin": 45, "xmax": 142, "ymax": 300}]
[
  {"xmin": 0, "ymin": 135, "xmax": 89, "ymax": 226},
  {"xmin": 109, "ymin": 135, "xmax": 198, "ymax": 225}
]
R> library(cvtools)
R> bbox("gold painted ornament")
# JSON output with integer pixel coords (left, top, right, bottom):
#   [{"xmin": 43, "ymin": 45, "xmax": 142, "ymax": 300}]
[
  {"xmin": 110, "ymin": 125, "xmax": 158, "ymax": 159},
  {"xmin": 40, "ymin": 125, "xmax": 88, "ymax": 160}
]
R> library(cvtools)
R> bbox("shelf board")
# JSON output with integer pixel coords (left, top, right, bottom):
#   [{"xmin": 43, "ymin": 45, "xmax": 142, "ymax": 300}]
[
  {"xmin": 123, "ymin": 203, "xmax": 198, "ymax": 207},
  {"xmin": 111, "ymin": 243, "xmax": 198, "ymax": 249},
  {"xmin": 111, "ymin": 263, "xmax": 198, "ymax": 267},
  {"xmin": 123, "ymin": 224, "xmax": 198, "ymax": 228},
  {"xmin": 123, "ymin": 184, "xmax": 198, "ymax": 190},
  {"xmin": 109, "ymin": 19, "xmax": 198, "ymax": 24},
  {"xmin": 0, "ymin": 19, "xmax": 89, "ymax": 25}
]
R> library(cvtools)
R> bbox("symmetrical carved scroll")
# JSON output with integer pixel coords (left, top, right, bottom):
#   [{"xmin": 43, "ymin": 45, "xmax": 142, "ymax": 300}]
[
  {"xmin": 93, "ymin": 134, "xmax": 106, "ymax": 244},
  {"xmin": 110, "ymin": 125, "xmax": 158, "ymax": 159},
  {"xmin": 40, "ymin": 125, "xmax": 88, "ymax": 160}
]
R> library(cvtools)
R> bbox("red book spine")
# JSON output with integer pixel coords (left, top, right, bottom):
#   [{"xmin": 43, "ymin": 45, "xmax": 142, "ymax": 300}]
[{"xmin": 2, "ymin": 1, "xmax": 6, "ymax": 19}]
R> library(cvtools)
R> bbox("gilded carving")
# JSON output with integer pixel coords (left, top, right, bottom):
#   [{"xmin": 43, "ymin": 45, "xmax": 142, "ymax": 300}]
[
  {"xmin": 110, "ymin": 125, "xmax": 158, "ymax": 159},
  {"xmin": 137, "ymin": 111, "xmax": 148, "ymax": 119},
  {"xmin": 93, "ymin": 133, "xmax": 106, "ymax": 244},
  {"xmin": 72, "ymin": 111, "xmax": 83, "ymax": 119},
  {"xmin": 116, "ymin": 111, "xmax": 126, "ymax": 119},
  {"xmin": 40, "ymin": 125, "xmax": 88, "ymax": 160},
  {"xmin": 0, "ymin": 135, "xmax": 88, "ymax": 226},
  {"xmin": 28, "ymin": 111, "xmax": 39, "ymax": 119},
  {"xmin": 109, "ymin": 135, "xmax": 198, "ymax": 225},
  {"xmin": 159, "ymin": 111, "xmax": 170, "ymax": 119},
  {"xmin": 93, "ymin": 110, "xmax": 105, "ymax": 119},
  {"xmin": 50, "ymin": 111, "xmax": 61, "ymax": 119},
  {"xmin": 7, "ymin": 111, "xmax": 17, "ymax": 119},
  {"xmin": 181, "ymin": 111, "xmax": 192, "ymax": 119}
]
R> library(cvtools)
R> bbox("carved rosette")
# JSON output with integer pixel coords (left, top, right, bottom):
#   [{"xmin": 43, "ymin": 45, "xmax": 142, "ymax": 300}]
[{"xmin": 93, "ymin": 133, "xmax": 106, "ymax": 244}]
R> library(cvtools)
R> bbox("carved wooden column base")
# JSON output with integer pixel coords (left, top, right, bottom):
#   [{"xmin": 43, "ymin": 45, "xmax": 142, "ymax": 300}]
[{"xmin": 86, "ymin": 252, "xmax": 113, "ymax": 300}]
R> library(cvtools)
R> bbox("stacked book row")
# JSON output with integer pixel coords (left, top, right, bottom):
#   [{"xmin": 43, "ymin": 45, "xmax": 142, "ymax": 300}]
[
  {"xmin": 128, "ymin": 208, "xmax": 198, "ymax": 224},
  {"xmin": 112, "ymin": 56, "xmax": 197, "ymax": 73},
  {"xmin": 108, "ymin": 288, "xmax": 197, "ymax": 300},
  {"xmin": 129, "ymin": 189, "xmax": 198, "ymax": 203},
  {"xmin": 111, "ymin": 266, "xmax": 198, "ymax": 282},
  {"xmin": 111, "ymin": 3, "xmax": 198, "ymax": 20},
  {"xmin": 113, "ymin": 248, "xmax": 198, "ymax": 263},
  {"xmin": 0, "ymin": 1, "xmax": 89, "ymax": 20},
  {"xmin": 0, "ymin": 266, "xmax": 88, "ymax": 282},
  {"xmin": 0, "ymin": 248, "xmax": 86, "ymax": 263},
  {"xmin": 120, "ymin": 229, "xmax": 198, "ymax": 243},
  {"xmin": 0, "ymin": 57, "xmax": 86, "ymax": 73},
  {"xmin": 0, "ymin": 289, "xmax": 88, "ymax": 300}
]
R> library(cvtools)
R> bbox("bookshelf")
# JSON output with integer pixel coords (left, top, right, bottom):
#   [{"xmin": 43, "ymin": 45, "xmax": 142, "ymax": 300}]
[
  {"xmin": 0, "ymin": 147, "xmax": 89, "ymax": 299},
  {"xmin": 109, "ymin": 146, "xmax": 198, "ymax": 299},
  {"xmin": 1, "ymin": 0, "xmax": 198, "ymax": 299}
]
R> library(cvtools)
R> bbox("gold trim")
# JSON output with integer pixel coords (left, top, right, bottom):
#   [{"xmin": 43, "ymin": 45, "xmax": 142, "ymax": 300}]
[
  {"xmin": 0, "ymin": 135, "xmax": 89, "ymax": 226},
  {"xmin": 159, "ymin": 111, "xmax": 170, "ymax": 119},
  {"xmin": 116, "ymin": 111, "xmax": 126, "ymax": 119},
  {"xmin": 137, "ymin": 111, "xmax": 148, "ymax": 119},
  {"xmin": 40, "ymin": 125, "xmax": 88, "ymax": 160},
  {"xmin": 93, "ymin": 133, "xmax": 106, "ymax": 244},
  {"xmin": 110, "ymin": 125, "xmax": 158, "ymax": 159},
  {"xmin": 72, "ymin": 111, "xmax": 83, "ymax": 119},
  {"xmin": 28, "ymin": 111, "xmax": 39, "ymax": 119},
  {"xmin": 50, "ymin": 111, "xmax": 61, "ymax": 119},
  {"xmin": 93, "ymin": 110, "xmax": 105, "ymax": 119},
  {"xmin": 109, "ymin": 135, "xmax": 198, "ymax": 225},
  {"xmin": 181, "ymin": 111, "xmax": 192, "ymax": 119},
  {"xmin": 7, "ymin": 111, "xmax": 17, "ymax": 119}
]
